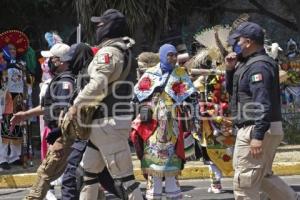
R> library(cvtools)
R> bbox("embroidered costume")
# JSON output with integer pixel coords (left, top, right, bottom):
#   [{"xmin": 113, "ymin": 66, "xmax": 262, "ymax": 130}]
[
  {"xmin": 131, "ymin": 44, "xmax": 196, "ymax": 199},
  {"xmin": 0, "ymin": 30, "xmax": 29, "ymax": 168}
]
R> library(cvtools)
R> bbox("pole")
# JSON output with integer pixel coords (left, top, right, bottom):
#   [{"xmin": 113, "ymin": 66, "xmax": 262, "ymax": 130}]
[{"xmin": 77, "ymin": 24, "xmax": 81, "ymax": 44}]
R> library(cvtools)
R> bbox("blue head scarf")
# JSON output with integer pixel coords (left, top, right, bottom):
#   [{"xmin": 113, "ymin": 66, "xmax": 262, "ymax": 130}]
[{"xmin": 159, "ymin": 44, "xmax": 177, "ymax": 73}]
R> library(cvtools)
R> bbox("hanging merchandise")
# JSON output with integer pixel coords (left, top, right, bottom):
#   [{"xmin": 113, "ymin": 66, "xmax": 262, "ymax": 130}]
[
  {"xmin": 278, "ymin": 38, "xmax": 300, "ymax": 115},
  {"xmin": 0, "ymin": 30, "xmax": 32, "ymax": 168},
  {"xmin": 280, "ymin": 38, "xmax": 300, "ymax": 86}
]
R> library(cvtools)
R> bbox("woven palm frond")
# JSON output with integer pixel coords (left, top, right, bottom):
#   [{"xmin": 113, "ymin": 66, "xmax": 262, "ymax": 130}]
[
  {"xmin": 185, "ymin": 49, "xmax": 211, "ymax": 70},
  {"xmin": 231, "ymin": 13, "xmax": 250, "ymax": 31},
  {"xmin": 192, "ymin": 25, "xmax": 231, "ymax": 69},
  {"xmin": 194, "ymin": 25, "xmax": 231, "ymax": 49}
]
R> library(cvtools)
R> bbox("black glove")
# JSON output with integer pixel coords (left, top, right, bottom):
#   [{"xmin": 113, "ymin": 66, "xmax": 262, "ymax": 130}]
[{"xmin": 46, "ymin": 128, "xmax": 62, "ymax": 145}]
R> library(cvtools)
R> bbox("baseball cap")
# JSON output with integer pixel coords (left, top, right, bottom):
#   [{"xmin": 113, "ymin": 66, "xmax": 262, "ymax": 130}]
[
  {"xmin": 91, "ymin": 9, "xmax": 125, "ymax": 23},
  {"xmin": 41, "ymin": 43, "xmax": 72, "ymax": 62},
  {"xmin": 228, "ymin": 22, "xmax": 264, "ymax": 46}
]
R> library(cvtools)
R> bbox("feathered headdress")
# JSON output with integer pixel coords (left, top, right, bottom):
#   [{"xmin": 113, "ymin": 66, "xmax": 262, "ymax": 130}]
[
  {"xmin": 186, "ymin": 25, "xmax": 231, "ymax": 70},
  {"xmin": 187, "ymin": 14, "xmax": 250, "ymax": 71},
  {"xmin": 231, "ymin": 13, "xmax": 250, "ymax": 33}
]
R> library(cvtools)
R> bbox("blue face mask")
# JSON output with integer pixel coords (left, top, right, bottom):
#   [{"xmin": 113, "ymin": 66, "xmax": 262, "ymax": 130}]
[
  {"xmin": 159, "ymin": 44, "xmax": 177, "ymax": 73},
  {"xmin": 233, "ymin": 43, "xmax": 242, "ymax": 55}
]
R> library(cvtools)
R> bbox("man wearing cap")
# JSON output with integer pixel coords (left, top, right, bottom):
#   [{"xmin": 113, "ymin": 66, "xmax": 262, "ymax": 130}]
[
  {"xmin": 65, "ymin": 9, "xmax": 143, "ymax": 200},
  {"xmin": 11, "ymin": 43, "xmax": 76, "ymax": 200},
  {"xmin": 225, "ymin": 22, "xmax": 299, "ymax": 200}
]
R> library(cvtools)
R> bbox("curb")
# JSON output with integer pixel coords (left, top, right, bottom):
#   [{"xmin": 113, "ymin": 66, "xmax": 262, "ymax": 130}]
[{"xmin": 1, "ymin": 162, "xmax": 300, "ymax": 188}]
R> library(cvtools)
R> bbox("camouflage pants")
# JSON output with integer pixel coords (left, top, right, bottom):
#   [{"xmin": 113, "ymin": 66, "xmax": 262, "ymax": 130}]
[
  {"xmin": 24, "ymin": 142, "xmax": 73, "ymax": 200},
  {"xmin": 79, "ymin": 116, "xmax": 143, "ymax": 200}
]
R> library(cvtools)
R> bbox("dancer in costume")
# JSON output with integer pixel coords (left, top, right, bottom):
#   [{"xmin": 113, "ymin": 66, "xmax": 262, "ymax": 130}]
[
  {"xmin": 187, "ymin": 25, "xmax": 235, "ymax": 193},
  {"xmin": 131, "ymin": 44, "xmax": 196, "ymax": 199},
  {"xmin": 0, "ymin": 30, "xmax": 29, "ymax": 170}
]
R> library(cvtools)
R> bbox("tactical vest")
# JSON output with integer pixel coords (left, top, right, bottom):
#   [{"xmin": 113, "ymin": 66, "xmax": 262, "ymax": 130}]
[
  {"xmin": 42, "ymin": 71, "xmax": 74, "ymax": 128},
  {"xmin": 93, "ymin": 45, "xmax": 133, "ymax": 118},
  {"xmin": 230, "ymin": 54, "xmax": 282, "ymax": 126}
]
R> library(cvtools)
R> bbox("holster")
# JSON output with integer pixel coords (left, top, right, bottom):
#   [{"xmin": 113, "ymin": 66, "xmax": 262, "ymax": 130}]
[
  {"xmin": 61, "ymin": 106, "xmax": 97, "ymax": 143},
  {"xmin": 139, "ymin": 105, "xmax": 153, "ymax": 123}
]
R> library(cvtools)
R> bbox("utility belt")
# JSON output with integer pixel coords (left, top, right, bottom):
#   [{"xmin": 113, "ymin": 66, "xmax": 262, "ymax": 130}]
[
  {"xmin": 234, "ymin": 120, "xmax": 255, "ymax": 129},
  {"xmin": 92, "ymin": 104, "xmax": 133, "ymax": 119}
]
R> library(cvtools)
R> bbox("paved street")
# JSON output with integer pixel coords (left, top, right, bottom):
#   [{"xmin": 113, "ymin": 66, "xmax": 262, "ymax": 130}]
[{"xmin": 0, "ymin": 175, "xmax": 299, "ymax": 200}]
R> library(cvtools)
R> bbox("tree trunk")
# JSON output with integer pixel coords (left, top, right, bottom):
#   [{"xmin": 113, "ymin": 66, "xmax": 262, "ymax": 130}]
[{"xmin": 151, "ymin": 23, "xmax": 163, "ymax": 51}]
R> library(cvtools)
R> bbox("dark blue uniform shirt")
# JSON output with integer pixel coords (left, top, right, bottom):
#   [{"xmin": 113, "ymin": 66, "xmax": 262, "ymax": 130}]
[
  {"xmin": 226, "ymin": 50, "xmax": 281, "ymax": 140},
  {"xmin": 42, "ymin": 71, "xmax": 75, "ymax": 128}
]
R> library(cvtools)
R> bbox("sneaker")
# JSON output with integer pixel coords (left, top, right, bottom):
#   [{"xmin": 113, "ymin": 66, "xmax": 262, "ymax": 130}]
[
  {"xmin": 0, "ymin": 162, "xmax": 11, "ymax": 170},
  {"xmin": 45, "ymin": 189, "xmax": 57, "ymax": 200},
  {"xmin": 207, "ymin": 184, "xmax": 222, "ymax": 194}
]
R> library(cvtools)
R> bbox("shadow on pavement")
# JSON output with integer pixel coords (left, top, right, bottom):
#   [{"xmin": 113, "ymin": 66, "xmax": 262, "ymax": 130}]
[
  {"xmin": 0, "ymin": 189, "xmax": 24, "ymax": 196},
  {"xmin": 291, "ymin": 185, "xmax": 300, "ymax": 191},
  {"xmin": 181, "ymin": 185, "xmax": 196, "ymax": 192}
]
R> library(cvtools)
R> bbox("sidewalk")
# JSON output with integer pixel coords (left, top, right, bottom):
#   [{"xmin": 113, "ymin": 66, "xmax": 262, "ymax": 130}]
[{"xmin": 0, "ymin": 145, "xmax": 300, "ymax": 188}]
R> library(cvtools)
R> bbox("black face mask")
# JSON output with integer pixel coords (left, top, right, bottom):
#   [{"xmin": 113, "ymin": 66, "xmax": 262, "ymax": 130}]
[
  {"xmin": 95, "ymin": 17, "xmax": 129, "ymax": 43},
  {"xmin": 48, "ymin": 58, "xmax": 59, "ymax": 75},
  {"xmin": 96, "ymin": 26, "xmax": 106, "ymax": 43}
]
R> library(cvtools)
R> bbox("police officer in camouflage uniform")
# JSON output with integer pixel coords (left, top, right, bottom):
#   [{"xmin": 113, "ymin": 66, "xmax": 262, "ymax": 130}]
[
  {"xmin": 11, "ymin": 43, "xmax": 75, "ymax": 200},
  {"xmin": 66, "ymin": 9, "xmax": 143, "ymax": 200},
  {"xmin": 225, "ymin": 22, "xmax": 299, "ymax": 200},
  {"xmin": 61, "ymin": 43, "xmax": 119, "ymax": 200}
]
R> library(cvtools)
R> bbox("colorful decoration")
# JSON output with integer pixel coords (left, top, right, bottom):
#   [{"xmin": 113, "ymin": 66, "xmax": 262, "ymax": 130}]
[
  {"xmin": 206, "ymin": 148, "xmax": 233, "ymax": 176},
  {"xmin": 0, "ymin": 30, "xmax": 29, "ymax": 56},
  {"xmin": 0, "ymin": 52, "xmax": 6, "ymax": 71},
  {"xmin": 279, "ymin": 38, "xmax": 300, "ymax": 86},
  {"xmin": 171, "ymin": 81, "xmax": 186, "ymax": 96},
  {"xmin": 165, "ymin": 67, "xmax": 196, "ymax": 103},
  {"xmin": 187, "ymin": 24, "xmax": 235, "ymax": 175},
  {"xmin": 138, "ymin": 76, "xmax": 153, "ymax": 91},
  {"xmin": 134, "ymin": 65, "xmax": 165, "ymax": 102}
]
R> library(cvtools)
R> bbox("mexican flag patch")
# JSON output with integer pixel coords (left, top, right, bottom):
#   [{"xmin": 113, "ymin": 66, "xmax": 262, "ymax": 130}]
[
  {"xmin": 251, "ymin": 73, "xmax": 263, "ymax": 83},
  {"xmin": 97, "ymin": 53, "xmax": 110, "ymax": 64}
]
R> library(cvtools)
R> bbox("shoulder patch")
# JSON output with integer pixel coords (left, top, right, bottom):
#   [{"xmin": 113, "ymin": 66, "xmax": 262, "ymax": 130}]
[
  {"xmin": 96, "ymin": 53, "xmax": 111, "ymax": 64},
  {"xmin": 62, "ymin": 81, "xmax": 71, "ymax": 90},
  {"xmin": 251, "ymin": 73, "xmax": 263, "ymax": 83}
]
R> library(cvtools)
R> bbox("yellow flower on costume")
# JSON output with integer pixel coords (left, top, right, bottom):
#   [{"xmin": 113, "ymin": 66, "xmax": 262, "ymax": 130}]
[{"xmin": 160, "ymin": 92, "xmax": 173, "ymax": 106}]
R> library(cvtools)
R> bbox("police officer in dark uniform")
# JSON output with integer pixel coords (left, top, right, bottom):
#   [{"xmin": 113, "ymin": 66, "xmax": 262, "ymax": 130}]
[
  {"xmin": 11, "ymin": 43, "xmax": 76, "ymax": 200},
  {"xmin": 225, "ymin": 22, "xmax": 298, "ymax": 200}
]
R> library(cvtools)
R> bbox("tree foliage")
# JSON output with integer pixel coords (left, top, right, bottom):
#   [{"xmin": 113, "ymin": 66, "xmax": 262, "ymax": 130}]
[
  {"xmin": 1, "ymin": 0, "xmax": 300, "ymax": 50},
  {"xmin": 0, "ymin": 0, "xmax": 75, "ymax": 50},
  {"xmin": 74, "ymin": 0, "xmax": 178, "ymax": 43}
]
